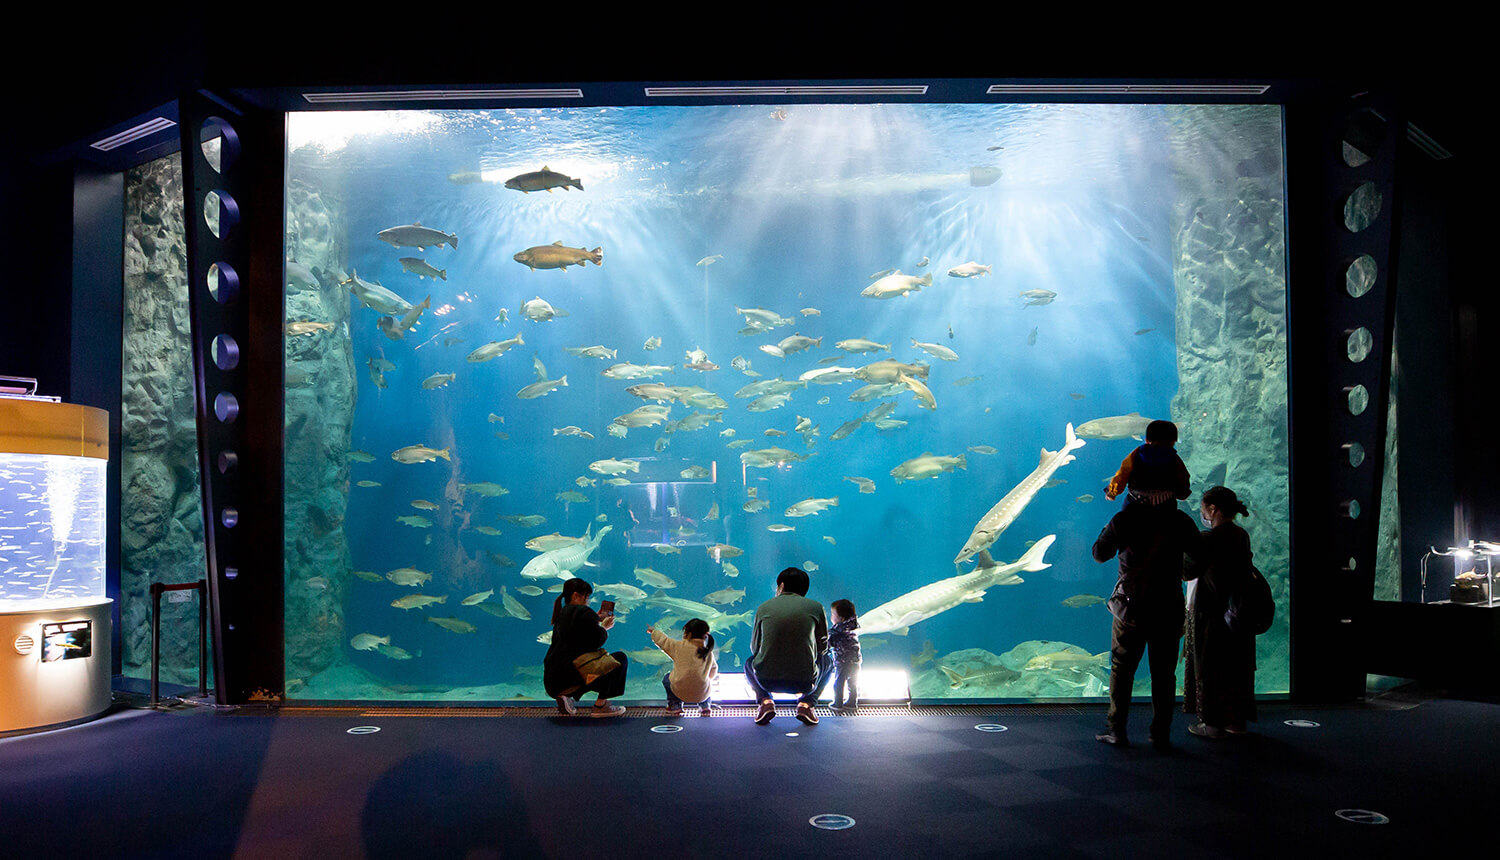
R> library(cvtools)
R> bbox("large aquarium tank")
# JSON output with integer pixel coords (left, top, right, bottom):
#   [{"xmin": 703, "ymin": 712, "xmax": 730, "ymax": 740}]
[{"xmin": 282, "ymin": 103, "xmax": 1290, "ymax": 702}]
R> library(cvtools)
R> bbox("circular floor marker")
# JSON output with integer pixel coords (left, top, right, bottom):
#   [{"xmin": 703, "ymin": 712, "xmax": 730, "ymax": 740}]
[
  {"xmin": 1336, "ymin": 809, "xmax": 1389, "ymax": 825},
  {"xmin": 1284, "ymin": 719, "xmax": 1321, "ymax": 728},
  {"xmin": 785, "ymin": 732, "xmax": 800, "ymax": 737},
  {"xmin": 346, "ymin": 726, "xmax": 381, "ymax": 735},
  {"xmin": 974, "ymin": 724, "xmax": 1009, "ymax": 733},
  {"xmin": 650, "ymin": 725, "xmax": 684, "ymax": 734},
  {"xmin": 809, "ymin": 814, "xmax": 856, "ymax": 831}
]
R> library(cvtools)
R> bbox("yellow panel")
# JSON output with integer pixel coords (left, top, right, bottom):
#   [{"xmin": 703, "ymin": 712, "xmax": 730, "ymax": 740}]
[{"xmin": 0, "ymin": 401, "xmax": 109, "ymax": 459}]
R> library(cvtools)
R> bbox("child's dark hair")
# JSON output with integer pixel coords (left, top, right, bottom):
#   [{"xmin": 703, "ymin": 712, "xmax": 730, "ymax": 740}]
[
  {"xmin": 1144, "ymin": 420, "xmax": 1178, "ymax": 446},
  {"xmin": 831, "ymin": 599, "xmax": 856, "ymax": 620},
  {"xmin": 683, "ymin": 618, "xmax": 715, "ymax": 660},
  {"xmin": 1202, "ymin": 485, "xmax": 1250, "ymax": 518},
  {"xmin": 551, "ymin": 577, "xmax": 593, "ymax": 625},
  {"xmin": 777, "ymin": 567, "xmax": 810, "ymax": 596}
]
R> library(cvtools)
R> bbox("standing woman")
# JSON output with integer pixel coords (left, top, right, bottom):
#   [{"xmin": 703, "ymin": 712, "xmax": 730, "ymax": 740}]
[
  {"xmin": 544, "ymin": 578, "xmax": 629, "ymax": 717},
  {"xmin": 1185, "ymin": 486, "xmax": 1256, "ymax": 738}
]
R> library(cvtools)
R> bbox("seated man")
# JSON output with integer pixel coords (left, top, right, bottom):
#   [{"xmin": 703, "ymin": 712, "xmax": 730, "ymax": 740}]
[{"xmin": 744, "ymin": 567, "xmax": 831, "ymax": 726}]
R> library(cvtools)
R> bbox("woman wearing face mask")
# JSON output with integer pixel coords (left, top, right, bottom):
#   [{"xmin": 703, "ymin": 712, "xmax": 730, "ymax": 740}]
[{"xmin": 1183, "ymin": 486, "xmax": 1256, "ymax": 738}]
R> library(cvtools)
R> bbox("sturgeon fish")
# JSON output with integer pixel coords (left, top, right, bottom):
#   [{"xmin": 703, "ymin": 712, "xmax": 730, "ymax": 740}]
[
  {"xmin": 954, "ymin": 424, "xmax": 1085, "ymax": 566},
  {"xmin": 519, "ymin": 525, "xmax": 613, "ymax": 581},
  {"xmin": 859, "ymin": 536, "xmax": 1056, "ymax": 635}
]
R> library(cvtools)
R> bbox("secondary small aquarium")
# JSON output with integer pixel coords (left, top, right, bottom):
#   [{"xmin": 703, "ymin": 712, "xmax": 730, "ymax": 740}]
[
  {"xmin": 281, "ymin": 102, "xmax": 1291, "ymax": 702},
  {"xmin": 0, "ymin": 394, "xmax": 113, "ymax": 733},
  {"xmin": 0, "ymin": 453, "xmax": 107, "ymax": 607}
]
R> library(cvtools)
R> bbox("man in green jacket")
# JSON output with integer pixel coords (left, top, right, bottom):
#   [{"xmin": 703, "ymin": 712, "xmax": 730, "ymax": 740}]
[{"xmin": 745, "ymin": 567, "xmax": 831, "ymax": 726}]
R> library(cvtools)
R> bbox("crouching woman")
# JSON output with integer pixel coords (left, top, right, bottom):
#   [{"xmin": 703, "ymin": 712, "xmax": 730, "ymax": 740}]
[{"xmin": 544, "ymin": 578, "xmax": 629, "ymax": 717}]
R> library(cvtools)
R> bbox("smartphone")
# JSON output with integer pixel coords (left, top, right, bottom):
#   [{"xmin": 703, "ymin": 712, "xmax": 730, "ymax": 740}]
[{"xmin": 598, "ymin": 600, "xmax": 616, "ymax": 618}]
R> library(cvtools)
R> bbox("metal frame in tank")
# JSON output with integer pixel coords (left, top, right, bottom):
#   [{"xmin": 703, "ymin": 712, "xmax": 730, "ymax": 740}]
[{"xmin": 176, "ymin": 79, "xmax": 1400, "ymax": 706}]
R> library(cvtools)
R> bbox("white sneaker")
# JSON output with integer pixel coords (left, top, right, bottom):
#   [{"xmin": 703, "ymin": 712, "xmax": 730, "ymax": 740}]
[
  {"xmin": 591, "ymin": 704, "xmax": 626, "ymax": 718},
  {"xmin": 555, "ymin": 695, "xmax": 577, "ymax": 715}
]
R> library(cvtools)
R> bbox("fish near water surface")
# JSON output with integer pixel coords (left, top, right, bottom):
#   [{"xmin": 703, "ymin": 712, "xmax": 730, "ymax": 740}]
[
  {"xmin": 504, "ymin": 166, "xmax": 583, "ymax": 193},
  {"xmin": 513, "ymin": 241, "xmax": 603, "ymax": 271},
  {"xmin": 861, "ymin": 271, "xmax": 931, "ymax": 299}
]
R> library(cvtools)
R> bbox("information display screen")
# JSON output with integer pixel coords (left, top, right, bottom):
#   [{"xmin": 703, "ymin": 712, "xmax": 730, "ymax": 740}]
[{"xmin": 41, "ymin": 621, "xmax": 92, "ymax": 662}]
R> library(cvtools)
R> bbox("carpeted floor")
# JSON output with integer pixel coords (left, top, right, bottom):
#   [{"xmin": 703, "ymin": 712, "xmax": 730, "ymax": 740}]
[{"xmin": 1, "ymin": 688, "xmax": 1492, "ymax": 859}]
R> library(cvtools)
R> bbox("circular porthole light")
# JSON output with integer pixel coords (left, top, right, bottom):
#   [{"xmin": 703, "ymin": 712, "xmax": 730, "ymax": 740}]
[
  {"xmin": 1346, "ymin": 385, "xmax": 1369, "ymax": 416},
  {"xmin": 1344, "ymin": 442, "xmax": 1366, "ymax": 468},
  {"xmin": 1347, "ymin": 327, "xmax": 1373, "ymax": 363},
  {"xmin": 1346, "ymin": 255, "xmax": 1377, "ymax": 298}
]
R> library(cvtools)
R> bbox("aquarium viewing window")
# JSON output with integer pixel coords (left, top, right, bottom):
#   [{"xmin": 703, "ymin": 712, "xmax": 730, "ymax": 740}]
[{"xmin": 281, "ymin": 102, "xmax": 1291, "ymax": 702}]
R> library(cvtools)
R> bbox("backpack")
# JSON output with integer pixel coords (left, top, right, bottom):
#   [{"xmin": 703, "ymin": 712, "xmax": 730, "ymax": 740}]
[{"xmin": 1224, "ymin": 564, "xmax": 1274, "ymax": 635}]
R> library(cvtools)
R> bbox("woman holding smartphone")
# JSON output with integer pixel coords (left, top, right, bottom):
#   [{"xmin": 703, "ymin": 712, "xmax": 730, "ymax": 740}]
[{"xmin": 544, "ymin": 577, "xmax": 630, "ymax": 717}]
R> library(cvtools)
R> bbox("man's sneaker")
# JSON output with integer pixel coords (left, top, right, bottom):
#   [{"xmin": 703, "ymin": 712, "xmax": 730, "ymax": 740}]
[
  {"xmin": 754, "ymin": 699, "xmax": 776, "ymax": 725},
  {"xmin": 590, "ymin": 704, "xmax": 626, "ymax": 718},
  {"xmin": 796, "ymin": 702, "xmax": 819, "ymax": 725},
  {"xmin": 1188, "ymin": 722, "xmax": 1226, "ymax": 739},
  {"xmin": 1095, "ymin": 730, "xmax": 1129, "ymax": 747},
  {"xmin": 664, "ymin": 706, "xmax": 684, "ymax": 717},
  {"xmin": 555, "ymin": 695, "xmax": 577, "ymax": 716},
  {"xmin": 699, "ymin": 705, "xmax": 713, "ymax": 717}
]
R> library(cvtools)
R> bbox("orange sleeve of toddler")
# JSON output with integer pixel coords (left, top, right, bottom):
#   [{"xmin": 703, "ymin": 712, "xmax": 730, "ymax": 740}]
[{"xmin": 1105, "ymin": 452, "xmax": 1135, "ymax": 501}]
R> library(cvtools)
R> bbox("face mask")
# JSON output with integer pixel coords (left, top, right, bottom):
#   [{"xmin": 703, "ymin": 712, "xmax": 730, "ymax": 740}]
[{"xmin": 1201, "ymin": 512, "xmax": 1214, "ymax": 528}]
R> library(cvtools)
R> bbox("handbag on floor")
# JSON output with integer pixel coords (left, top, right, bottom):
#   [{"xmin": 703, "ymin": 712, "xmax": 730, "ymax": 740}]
[{"xmin": 573, "ymin": 649, "xmax": 621, "ymax": 685}]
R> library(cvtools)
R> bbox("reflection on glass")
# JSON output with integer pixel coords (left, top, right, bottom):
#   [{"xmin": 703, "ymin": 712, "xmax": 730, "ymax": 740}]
[
  {"xmin": 1343, "ymin": 182, "xmax": 1381, "ymax": 232},
  {"xmin": 1347, "ymin": 327, "xmax": 1373, "ymax": 363},
  {"xmin": 204, "ymin": 190, "xmax": 221, "ymax": 238}
]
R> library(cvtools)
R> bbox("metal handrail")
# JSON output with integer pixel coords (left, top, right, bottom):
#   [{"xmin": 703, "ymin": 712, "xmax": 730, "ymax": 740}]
[{"xmin": 149, "ymin": 580, "xmax": 209, "ymax": 706}]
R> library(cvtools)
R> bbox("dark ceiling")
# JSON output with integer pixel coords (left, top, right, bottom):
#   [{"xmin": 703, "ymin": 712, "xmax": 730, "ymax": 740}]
[{"xmin": 0, "ymin": 17, "xmax": 1463, "ymax": 169}]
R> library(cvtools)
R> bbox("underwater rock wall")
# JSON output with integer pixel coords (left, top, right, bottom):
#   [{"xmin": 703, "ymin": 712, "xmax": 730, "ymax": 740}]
[
  {"xmin": 283, "ymin": 178, "xmax": 355, "ymax": 685},
  {"xmin": 121, "ymin": 155, "xmax": 207, "ymax": 684},
  {"xmin": 1169, "ymin": 161, "xmax": 1292, "ymax": 690},
  {"xmin": 1375, "ymin": 341, "xmax": 1401, "ymax": 600}
]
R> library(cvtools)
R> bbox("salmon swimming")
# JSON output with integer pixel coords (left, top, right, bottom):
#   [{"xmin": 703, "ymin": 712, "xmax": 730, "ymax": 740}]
[
  {"xmin": 504, "ymin": 166, "xmax": 583, "ymax": 193},
  {"xmin": 513, "ymin": 241, "xmax": 603, "ymax": 271}
]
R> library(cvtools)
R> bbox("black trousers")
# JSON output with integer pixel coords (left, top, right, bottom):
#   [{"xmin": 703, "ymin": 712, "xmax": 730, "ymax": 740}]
[{"xmin": 1105, "ymin": 615, "xmax": 1182, "ymax": 739}]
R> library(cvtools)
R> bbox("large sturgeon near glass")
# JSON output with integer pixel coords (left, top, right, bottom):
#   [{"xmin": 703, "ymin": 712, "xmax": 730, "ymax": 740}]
[
  {"xmin": 519, "ymin": 525, "xmax": 613, "ymax": 581},
  {"xmin": 859, "ymin": 536, "xmax": 1056, "ymax": 636},
  {"xmin": 954, "ymin": 423, "xmax": 1085, "ymax": 567}
]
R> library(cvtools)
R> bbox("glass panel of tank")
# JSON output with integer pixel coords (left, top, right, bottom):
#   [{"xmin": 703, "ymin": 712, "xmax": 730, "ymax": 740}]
[
  {"xmin": 283, "ymin": 104, "xmax": 1291, "ymax": 701},
  {"xmin": 0, "ymin": 453, "xmax": 106, "ymax": 607}
]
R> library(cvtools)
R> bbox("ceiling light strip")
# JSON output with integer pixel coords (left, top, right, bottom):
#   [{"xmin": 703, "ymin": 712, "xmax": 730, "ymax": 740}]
[
  {"xmin": 302, "ymin": 89, "xmax": 584, "ymax": 104},
  {"xmin": 645, "ymin": 86, "xmax": 929, "ymax": 98},
  {"xmin": 986, "ymin": 84, "xmax": 1270, "ymax": 96},
  {"xmin": 90, "ymin": 117, "xmax": 177, "ymax": 151}
]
